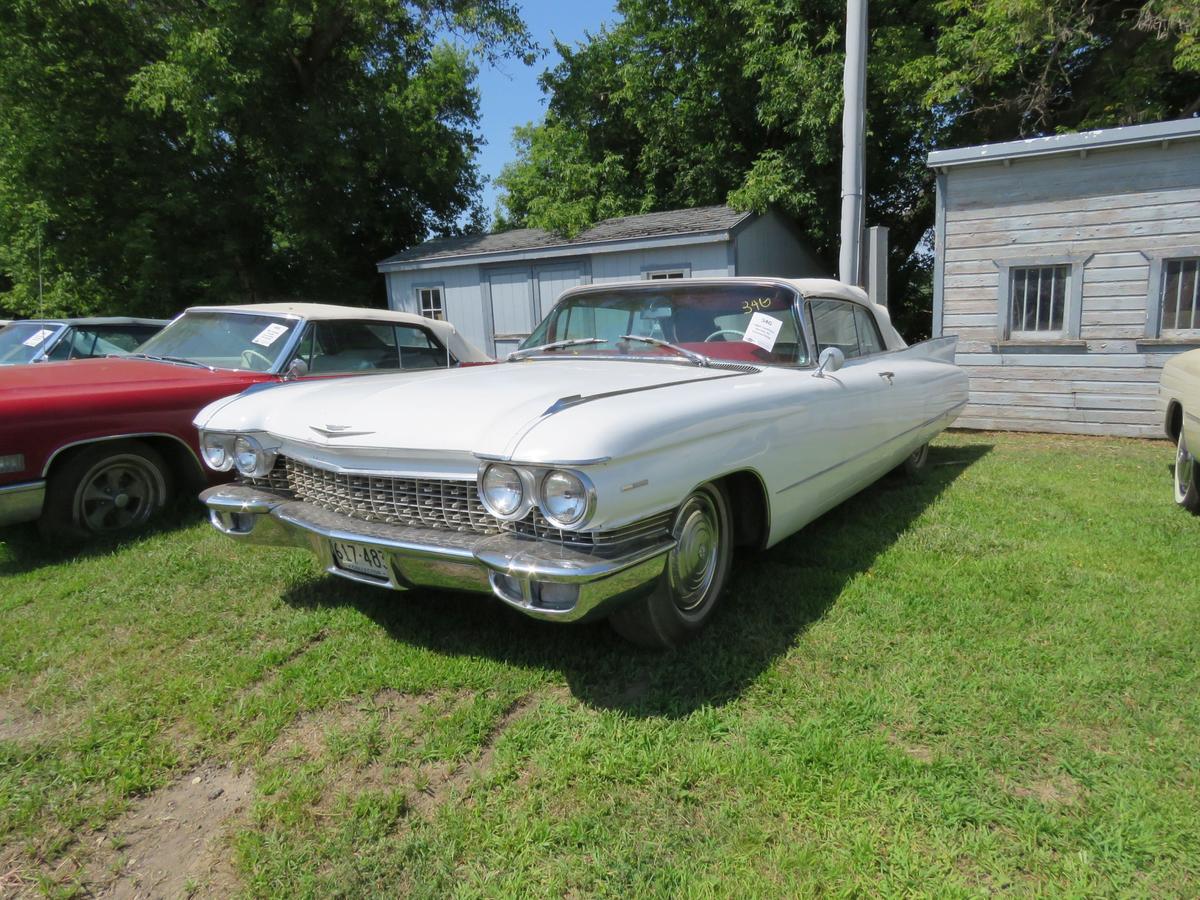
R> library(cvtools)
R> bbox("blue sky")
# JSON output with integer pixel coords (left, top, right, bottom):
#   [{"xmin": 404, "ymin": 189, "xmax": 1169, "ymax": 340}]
[{"xmin": 469, "ymin": 0, "xmax": 619, "ymax": 223}]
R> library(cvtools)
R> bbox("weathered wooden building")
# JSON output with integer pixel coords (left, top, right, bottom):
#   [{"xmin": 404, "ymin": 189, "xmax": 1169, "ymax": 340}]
[
  {"xmin": 928, "ymin": 118, "xmax": 1200, "ymax": 437},
  {"xmin": 377, "ymin": 205, "xmax": 822, "ymax": 358}
]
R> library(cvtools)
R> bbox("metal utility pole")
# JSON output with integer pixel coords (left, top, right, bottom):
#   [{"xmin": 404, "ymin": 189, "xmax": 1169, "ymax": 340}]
[{"xmin": 839, "ymin": 0, "xmax": 867, "ymax": 287}]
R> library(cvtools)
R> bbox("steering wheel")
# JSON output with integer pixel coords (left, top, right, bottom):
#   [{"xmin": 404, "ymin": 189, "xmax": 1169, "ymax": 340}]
[
  {"xmin": 704, "ymin": 329, "xmax": 746, "ymax": 342},
  {"xmin": 240, "ymin": 348, "xmax": 274, "ymax": 371}
]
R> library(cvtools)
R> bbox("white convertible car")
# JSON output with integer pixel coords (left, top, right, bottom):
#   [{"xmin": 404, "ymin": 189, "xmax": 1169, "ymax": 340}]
[
  {"xmin": 1158, "ymin": 348, "xmax": 1200, "ymax": 515},
  {"xmin": 196, "ymin": 278, "xmax": 968, "ymax": 646}
]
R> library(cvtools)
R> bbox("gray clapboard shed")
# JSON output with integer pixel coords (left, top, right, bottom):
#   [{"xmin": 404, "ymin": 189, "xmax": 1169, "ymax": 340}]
[
  {"xmin": 377, "ymin": 205, "xmax": 822, "ymax": 358},
  {"xmin": 928, "ymin": 118, "xmax": 1200, "ymax": 437}
]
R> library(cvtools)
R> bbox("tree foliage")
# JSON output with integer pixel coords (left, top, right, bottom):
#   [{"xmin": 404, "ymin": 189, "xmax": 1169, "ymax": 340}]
[
  {"xmin": 496, "ymin": 0, "xmax": 1200, "ymax": 339},
  {"xmin": 0, "ymin": 0, "xmax": 533, "ymax": 318}
]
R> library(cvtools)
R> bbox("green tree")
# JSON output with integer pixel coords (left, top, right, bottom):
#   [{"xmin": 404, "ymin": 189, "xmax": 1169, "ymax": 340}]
[
  {"xmin": 496, "ymin": 0, "xmax": 1200, "ymax": 339},
  {"xmin": 0, "ymin": 0, "xmax": 533, "ymax": 319}
]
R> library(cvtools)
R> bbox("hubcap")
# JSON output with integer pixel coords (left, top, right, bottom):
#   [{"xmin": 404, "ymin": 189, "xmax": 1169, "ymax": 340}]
[
  {"xmin": 1178, "ymin": 432, "xmax": 1194, "ymax": 500},
  {"xmin": 76, "ymin": 458, "xmax": 157, "ymax": 533},
  {"xmin": 667, "ymin": 492, "xmax": 721, "ymax": 613}
]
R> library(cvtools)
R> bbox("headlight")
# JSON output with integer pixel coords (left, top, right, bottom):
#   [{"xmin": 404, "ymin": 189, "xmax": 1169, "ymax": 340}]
[
  {"xmin": 201, "ymin": 433, "xmax": 235, "ymax": 472},
  {"xmin": 539, "ymin": 470, "xmax": 591, "ymax": 528},
  {"xmin": 480, "ymin": 464, "xmax": 525, "ymax": 518},
  {"xmin": 232, "ymin": 435, "xmax": 276, "ymax": 478}
]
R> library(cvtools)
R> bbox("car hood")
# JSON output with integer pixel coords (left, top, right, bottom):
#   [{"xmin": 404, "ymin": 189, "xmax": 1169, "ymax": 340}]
[
  {"xmin": 197, "ymin": 360, "xmax": 742, "ymax": 459},
  {"xmin": 0, "ymin": 356, "xmax": 266, "ymax": 400}
]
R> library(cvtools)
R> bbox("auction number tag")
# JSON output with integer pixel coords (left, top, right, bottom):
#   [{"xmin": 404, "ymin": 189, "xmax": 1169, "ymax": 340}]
[
  {"xmin": 22, "ymin": 328, "xmax": 55, "ymax": 348},
  {"xmin": 251, "ymin": 323, "xmax": 289, "ymax": 347},
  {"xmin": 743, "ymin": 312, "xmax": 783, "ymax": 352}
]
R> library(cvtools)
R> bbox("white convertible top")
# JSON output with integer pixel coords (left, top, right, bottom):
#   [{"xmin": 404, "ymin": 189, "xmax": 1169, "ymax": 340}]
[
  {"xmin": 560, "ymin": 276, "xmax": 907, "ymax": 351},
  {"xmin": 186, "ymin": 302, "xmax": 491, "ymax": 363}
]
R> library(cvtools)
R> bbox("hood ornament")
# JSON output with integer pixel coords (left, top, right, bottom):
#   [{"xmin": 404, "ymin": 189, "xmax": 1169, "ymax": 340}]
[{"xmin": 309, "ymin": 423, "xmax": 375, "ymax": 438}]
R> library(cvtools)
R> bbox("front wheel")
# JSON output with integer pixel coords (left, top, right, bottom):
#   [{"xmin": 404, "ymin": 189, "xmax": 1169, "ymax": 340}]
[
  {"xmin": 39, "ymin": 440, "xmax": 172, "ymax": 542},
  {"xmin": 609, "ymin": 482, "xmax": 733, "ymax": 648},
  {"xmin": 894, "ymin": 442, "xmax": 930, "ymax": 478},
  {"xmin": 1174, "ymin": 422, "xmax": 1200, "ymax": 515}
]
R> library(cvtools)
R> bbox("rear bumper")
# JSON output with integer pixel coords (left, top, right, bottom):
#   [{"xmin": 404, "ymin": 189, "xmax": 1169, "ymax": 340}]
[
  {"xmin": 0, "ymin": 480, "xmax": 45, "ymax": 527},
  {"xmin": 200, "ymin": 485, "xmax": 673, "ymax": 623}
]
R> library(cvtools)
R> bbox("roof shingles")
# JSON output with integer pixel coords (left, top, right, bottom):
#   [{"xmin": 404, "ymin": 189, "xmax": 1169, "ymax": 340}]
[{"xmin": 379, "ymin": 205, "xmax": 752, "ymax": 267}]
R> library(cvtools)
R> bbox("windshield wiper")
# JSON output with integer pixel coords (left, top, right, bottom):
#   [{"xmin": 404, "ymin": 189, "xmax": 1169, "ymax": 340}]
[
  {"xmin": 619, "ymin": 334, "xmax": 710, "ymax": 367},
  {"xmin": 506, "ymin": 338, "xmax": 606, "ymax": 361},
  {"xmin": 127, "ymin": 353, "xmax": 208, "ymax": 369}
]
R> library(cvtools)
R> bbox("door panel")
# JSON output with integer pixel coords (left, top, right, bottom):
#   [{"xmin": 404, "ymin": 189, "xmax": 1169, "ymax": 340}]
[
  {"xmin": 536, "ymin": 266, "xmax": 582, "ymax": 319},
  {"xmin": 489, "ymin": 270, "xmax": 536, "ymax": 350}
]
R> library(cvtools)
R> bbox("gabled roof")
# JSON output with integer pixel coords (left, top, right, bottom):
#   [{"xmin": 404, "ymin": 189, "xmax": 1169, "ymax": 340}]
[
  {"xmin": 378, "ymin": 205, "xmax": 756, "ymax": 271},
  {"xmin": 927, "ymin": 117, "xmax": 1200, "ymax": 170}
]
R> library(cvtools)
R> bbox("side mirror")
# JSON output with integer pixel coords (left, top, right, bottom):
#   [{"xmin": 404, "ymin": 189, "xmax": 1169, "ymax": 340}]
[
  {"xmin": 283, "ymin": 358, "xmax": 309, "ymax": 380},
  {"xmin": 814, "ymin": 347, "xmax": 845, "ymax": 378}
]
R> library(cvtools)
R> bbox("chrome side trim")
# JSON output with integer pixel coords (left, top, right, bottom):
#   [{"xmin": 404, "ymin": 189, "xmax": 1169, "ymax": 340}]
[
  {"xmin": 41, "ymin": 432, "xmax": 204, "ymax": 478},
  {"xmin": 777, "ymin": 400, "xmax": 968, "ymax": 494},
  {"xmin": 474, "ymin": 452, "xmax": 613, "ymax": 466},
  {"xmin": 0, "ymin": 480, "xmax": 46, "ymax": 527}
]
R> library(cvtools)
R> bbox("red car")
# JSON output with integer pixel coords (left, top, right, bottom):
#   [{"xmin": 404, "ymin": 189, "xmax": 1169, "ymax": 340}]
[{"xmin": 0, "ymin": 303, "xmax": 489, "ymax": 540}]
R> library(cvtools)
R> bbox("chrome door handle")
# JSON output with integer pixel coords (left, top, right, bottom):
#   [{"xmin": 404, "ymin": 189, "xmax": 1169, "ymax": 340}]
[{"xmin": 879, "ymin": 371, "xmax": 895, "ymax": 384}]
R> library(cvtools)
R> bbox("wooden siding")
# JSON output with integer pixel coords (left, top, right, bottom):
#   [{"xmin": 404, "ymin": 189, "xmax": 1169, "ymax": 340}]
[{"xmin": 937, "ymin": 138, "xmax": 1200, "ymax": 438}]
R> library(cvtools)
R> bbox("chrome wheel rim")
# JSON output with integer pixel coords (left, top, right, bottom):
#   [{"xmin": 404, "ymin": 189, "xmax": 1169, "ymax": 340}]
[
  {"xmin": 667, "ymin": 492, "xmax": 721, "ymax": 614},
  {"xmin": 909, "ymin": 444, "xmax": 929, "ymax": 468},
  {"xmin": 1177, "ymin": 429, "xmax": 1194, "ymax": 504},
  {"xmin": 74, "ymin": 455, "xmax": 159, "ymax": 533}
]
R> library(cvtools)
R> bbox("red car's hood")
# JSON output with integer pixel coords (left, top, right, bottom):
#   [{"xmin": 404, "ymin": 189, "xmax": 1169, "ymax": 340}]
[{"xmin": 0, "ymin": 357, "xmax": 271, "ymax": 398}]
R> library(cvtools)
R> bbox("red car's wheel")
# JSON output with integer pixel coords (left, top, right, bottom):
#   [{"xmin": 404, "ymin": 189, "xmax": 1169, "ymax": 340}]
[{"xmin": 40, "ymin": 440, "xmax": 172, "ymax": 541}]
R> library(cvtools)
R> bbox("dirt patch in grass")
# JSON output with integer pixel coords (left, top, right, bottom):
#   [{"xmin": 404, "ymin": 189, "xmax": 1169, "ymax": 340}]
[
  {"xmin": 1005, "ymin": 773, "xmax": 1084, "ymax": 806},
  {"xmin": 82, "ymin": 765, "xmax": 253, "ymax": 899},
  {"xmin": 882, "ymin": 728, "xmax": 935, "ymax": 764},
  {"xmin": 0, "ymin": 696, "xmax": 54, "ymax": 744}
]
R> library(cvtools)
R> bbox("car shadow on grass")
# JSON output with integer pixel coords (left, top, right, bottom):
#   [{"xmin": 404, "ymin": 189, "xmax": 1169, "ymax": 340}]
[
  {"xmin": 0, "ymin": 500, "xmax": 206, "ymax": 577},
  {"xmin": 280, "ymin": 442, "xmax": 992, "ymax": 719}
]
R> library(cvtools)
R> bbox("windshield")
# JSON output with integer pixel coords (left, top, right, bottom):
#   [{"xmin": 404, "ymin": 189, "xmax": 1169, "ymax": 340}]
[
  {"xmin": 520, "ymin": 284, "xmax": 807, "ymax": 366},
  {"xmin": 0, "ymin": 322, "xmax": 64, "ymax": 365},
  {"xmin": 133, "ymin": 311, "xmax": 297, "ymax": 371}
]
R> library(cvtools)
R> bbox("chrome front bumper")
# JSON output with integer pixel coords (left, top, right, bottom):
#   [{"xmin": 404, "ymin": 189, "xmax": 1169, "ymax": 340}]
[
  {"xmin": 200, "ymin": 485, "xmax": 673, "ymax": 623},
  {"xmin": 0, "ymin": 480, "xmax": 46, "ymax": 528}
]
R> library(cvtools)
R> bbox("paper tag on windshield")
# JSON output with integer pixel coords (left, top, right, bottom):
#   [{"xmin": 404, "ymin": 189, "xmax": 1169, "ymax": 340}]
[
  {"xmin": 22, "ymin": 328, "xmax": 55, "ymax": 348},
  {"xmin": 743, "ymin": 312, "xmax": 783, "ymax": 352},
  {"xmin": 251, "ymin": 323, "xmax": 289, "ymax": 347}
]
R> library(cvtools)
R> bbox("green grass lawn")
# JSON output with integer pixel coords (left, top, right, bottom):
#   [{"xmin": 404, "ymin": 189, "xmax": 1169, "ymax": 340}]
[{"xmin": 1, "ymin": 431, "xmax": 1198, "ymax": 897}]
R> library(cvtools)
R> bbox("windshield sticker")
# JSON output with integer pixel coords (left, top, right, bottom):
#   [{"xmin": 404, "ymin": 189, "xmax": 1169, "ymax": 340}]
[
  {"xmin": 742, "ymin": 297, "xmax": 776, "ymax": 314},
  {"xmin": 22, "ymin": 328, "xmax": 55, "ymax": 348},
  {"xmin": 251, "ymin": 323, "xmax": 290, "ymax": 347},
  {"xmin": 743, "ymin": 312, "xmax": 783, "ymax": 352}
]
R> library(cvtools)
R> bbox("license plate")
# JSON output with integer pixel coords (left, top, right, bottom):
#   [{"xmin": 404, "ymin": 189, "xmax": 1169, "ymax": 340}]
[{"xmin": 330, "ymin": 540, "xmax": 390, "ymax": 579}]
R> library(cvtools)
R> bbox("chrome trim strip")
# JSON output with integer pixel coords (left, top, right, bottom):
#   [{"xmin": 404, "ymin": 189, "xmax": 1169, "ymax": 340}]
[
  {"xmin": 0, "ymin": 480, "xmax": 46, "ymax": 527},
  {"xmin": 41, "ymin": 432, "xmax": 204, "ymax": 478},
  {"xmin": 777, "ymin": 400, "xmax": 968, "ymax": 494},
  {"xmin": 473, "ymin": 452, "xmax": 612, "ymax": 466}
]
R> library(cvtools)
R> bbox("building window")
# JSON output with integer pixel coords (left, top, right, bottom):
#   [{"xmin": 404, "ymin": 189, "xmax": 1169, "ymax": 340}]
[
  {"xmin": 645, "ymin": 269, "xmax": 686, "ymax": 280},
  {"xmin": 1009, "ymin": 265, "xmax": 1070, "ymax": 336},
  {"xmin": 1159, "ymin": 258, "xmax": 1199, "ymax": 333},
  {"xmin": 417, "ymin": 287, "xmax": 444, "ymax": 320}
]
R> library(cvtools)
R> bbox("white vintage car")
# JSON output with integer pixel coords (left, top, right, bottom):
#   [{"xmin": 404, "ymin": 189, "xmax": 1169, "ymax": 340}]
[
  {"xmin": 195, "ymin": 278, "xmax": 968, "ymax": 646},
  {"xmin": 1158, "ymin": 348, "xmax": 1200, "ymax": 514}
]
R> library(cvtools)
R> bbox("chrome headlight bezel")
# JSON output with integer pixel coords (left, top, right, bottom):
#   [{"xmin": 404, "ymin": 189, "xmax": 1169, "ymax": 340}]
[
  {"xmin": 200, "ymin": 432, "xmax": 236, "ymax": 472},
  {"xmin": 478, "ymin": 463, "xmax": 532, "ymax": 521},
  {"xmin": 232, "ymin": 434, "xmax": 277, "ymax": 478},
  {"xmin": 537, "ymin": 469, "xmax": 596, "ymax": 529}
]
